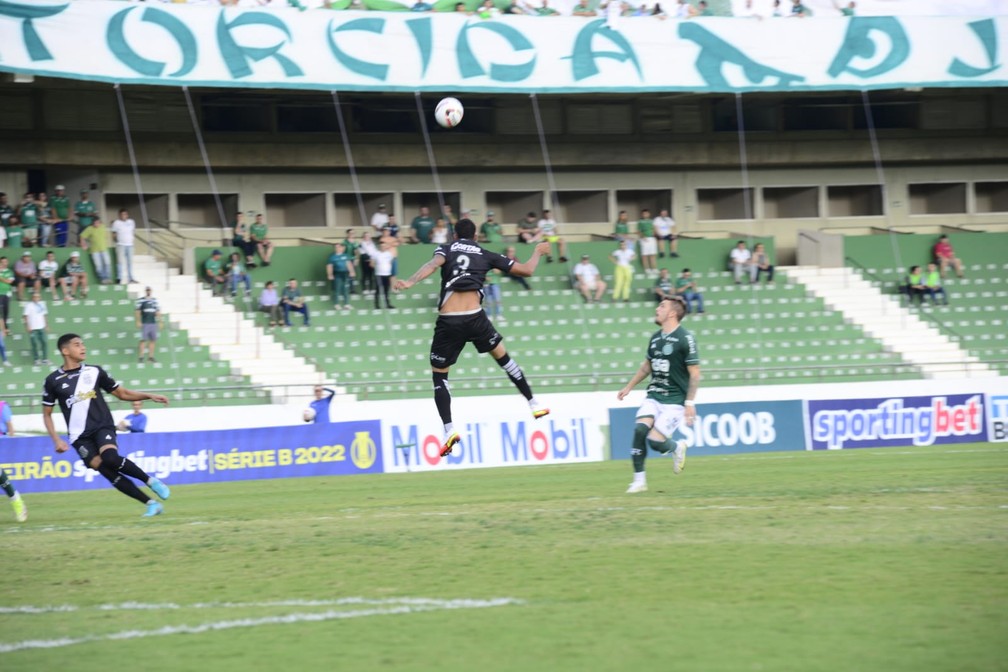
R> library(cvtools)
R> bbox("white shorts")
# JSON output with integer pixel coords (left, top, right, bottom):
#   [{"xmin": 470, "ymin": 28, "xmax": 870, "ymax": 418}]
[
  {"xmin": 635, "ymin": 397, "xmax": 684, "ymax": 439},
  {"xmin": 639, "ymin": 237, "xmax": 658, "ymax": 256}
]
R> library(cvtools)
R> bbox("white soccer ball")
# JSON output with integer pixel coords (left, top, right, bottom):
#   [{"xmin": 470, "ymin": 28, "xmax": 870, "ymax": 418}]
[
  {"xmin": 303, "ymin": 408, "xmax": 316, "ymax": 423},
  {"xmin": 435, "ymin": 97, "xmax": 464, "ymax": 129}
]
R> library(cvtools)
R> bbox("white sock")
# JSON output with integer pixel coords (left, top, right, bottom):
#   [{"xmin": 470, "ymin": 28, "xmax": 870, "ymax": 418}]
[
  {"xmin": 10, "ymin": 492, "xmax": 21, "ymax": 502},
  {"xmin": 633, "ymin": 472, "xmax": 646, "ymax": 485},
  {"xmin": 444, "ymin": 423, "xmax": 454, "ymax": 436}
]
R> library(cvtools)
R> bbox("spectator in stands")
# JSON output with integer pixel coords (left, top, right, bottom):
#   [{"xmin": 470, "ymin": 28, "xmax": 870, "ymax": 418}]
[
  {"xmin": 518, "ymin": 211, "xmax": 543, "ymax": 244},
  {"xmin": 574, "ymin": 253, "xmax": 607, "ymax": 303},
  {"xmin": 0, "ymin": 398, "xmax": 13, "ymax": 434},
  {"xmin": 535, "ymin": 0, "xmax": 560, "ymax": 15},
  {"xmin": 675, "ymin": 268, "xmax": 705, "ymax": 314},
  {"xmin": 441, "ymin": 204, "xmax": 459, "ymax": 227},
  {"xmin": 37, "ymin": 192, "xmax": 57, "ymax": 247},
  {"xmin": 637, "ymin": 209, "xmax": 658, "ymax": 277},
  {"xmin": 117, "ymin": 401, "xmax": 148, "ymax": 434},
  {"xmin": 74, "ymin": 189, "xmax": 97, "ymax": 246},
  {"xmin": 51, "ymin": 185, "xmax": 70, "ymax": 248},
  {"xmin": 430, "ymin": 218, "xmax": 450, "ymax": 245},
  {"xmin": 789, "ymin": 0, "xmax": 811, "ymax": 17},
  {"xmin": 572, "ymin": 0, "xmax": 596, "ymax": 16},
  {"xmin": 410, "ymin": 206, "xmax": 436, "ymax": 244},
  {"xmin": 14, "ymin": 251, "xmax": 40, "ymax": 301},
  {"xmin": 204, "ymin": 249, "xmax": 227, "ymax": 296},
  {"xmin": 370, "ymin": 238, "xmax": 396, "ymax": 310},
  {"xmin": 231, "ymin": 212, "xmax": 257, "ymax": 269},
  {"xmin": 538, "ymin": 209, "xmax": 568, "ymax": 262},
  {"xmin": 505, "ymin": 246, "xmax": 532, "ymax": 291},
  {"xmin": 411, "ymin": 0, "xmax": 434, "ymax": 12},
  {"xmin": 672, "ymin": 0, "xmax": 693, "ymax": 18},
  {"xmin": 0, "ymin": 218, "xmax": 5, "ymax": 250},
  {"xmin": 923, "ymin": 263, "xmax": 949, "ymax": 305},
  {"xmin": 250, "ymin": 213, "xmax": 273, "ymax": 267},
  {"xmin": 0, "ymin": 193, "xmax": 13, "ymax": 229},
  {"xmin": 480, "ymin": 211, "xmax": 503, "ymax": 244},
  {"xmin": 326, "ymin": 241, "xmax": 355, "ymax": 311},
  {"xmin": 62, "ymin": 250, "xmax": 88, "ymax": 299},
  {"xmin": 751, "ymin": 243, "xmax": 774, "ymax": 283},
  {"xmin": 653, "ymin": 208, "xmax": 678, "ymax": 258},
  {"xmin": 0, "ymin": 315, "xmax": 9, "ymax": 366},
  {"xmin": 309, "ymin": 385, "xmax": 336, "ymax": 424},
  {"xmin": 18, "ymin": 193, "xmax": 38, "ymax": 248},
  {"xmin": 23, "ymin": 289, "xmax": 48, "ymax": 365},
  {"xmin": 477, "ymin": 0, "xmax": 500, "ymax": 18},
  {"xmin": 343, "ymin": 229, "xmax": 362, "ymax": 295},
  {"xmin": 358, "ymin": 231, "xmax": 377, "ymax": 293},
  {"xmin": 112, "ymin": 208, "xmax": 138, "ymax": 284},
  {"xmin": 610, "ymin": 239, "xmax": 636, "ymax": 303},
  {"xmin": 383, "ymin": 215, "xmax": 401, "ymax": 242},
  {"xmin": 696, "ymin": 0, "xmax": 715, "ymax": 16},
  {"xmin": 38, "ymin": 250, "xmax": 67, "ymax": 301},
  {"xmin": 80, "ymin": 217, "xmax": 112, "ymax": 284},
  {"xmin": 771, "ymin": 0, "xmax": 784, "ymax": 16},
  {"xmin": 282, "ymin": 278, "xmax": 310, "ymax": 326},
  {"xmin": 484, "ymin": 267, "xmax": 504, "ymax": 321},
  {"xmin": 833, "ymin": 0, "xmax": 855, "ymax": 16},
  {"xmin": 0, "ymin": 256, "xmax": 11, "ymax": 328},
  {"xmin": 226, "ymin": 251, "xmax": 252, "ymax": 299},
  {"xmin": 504, "ymin": 0, "xmax": 528, "ymax": 13},
  {"xmin": 135, "ymin": 286, "xmax": 161, "ymax": 363},
  {"xmin": 5, "ymin": 216, "xmax": 23, "ymax": 250},
  {"xmin": 932, "ymin": 235, "xmax": 964, "ymax": 278},
  {"xmin": 902, "ymin": 265, "xmax": 926, "ymax": 306},
  {"xmin": 612, "ymin": 210, "xmax": 631, "ymax": 242},
  {"xmin": 737, "ymin": 0, "xmax": 763, "ymax": 19},
  {"xmin": 654, "ymin": 268, "xmax": 676, "ymax": 303},
  {"xmin": 370, "ymin": 203, "xmax": 389, "ymax": 234},
  {"xmin": 258, "ymin": 280, "xmax": 282, "ymax": 327},
  {"xmin": 729, "ymin": 240, "xmax": 752, "ymax": 284}
]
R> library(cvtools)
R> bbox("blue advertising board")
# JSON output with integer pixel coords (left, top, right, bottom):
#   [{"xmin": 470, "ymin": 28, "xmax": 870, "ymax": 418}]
[
  {"xmin": 0, "ymin": 420, "xmax": 382, "ymax": 493},
  {"xmin": 807, "ymin": 394, "xmax": 986, "ymax": 450},
  {"xmin": 609, "ymin": 400, "xmax": 806, "ymax": 458}
]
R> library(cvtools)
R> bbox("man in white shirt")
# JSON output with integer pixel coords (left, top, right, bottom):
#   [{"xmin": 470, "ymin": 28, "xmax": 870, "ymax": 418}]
[
  {"xmin": 653, "ymin": 208, "xmax": 678, "ymax": 258},
  {"xmin": 573, "ymin": 254, "xmax": 607, "ymax": 303},
  {"xmin": 23, "ymin": 290, "xmax": 48, "ymax": 365},
  {"xmin": 38, "ymin": 250, "xmax": 67, "ymax": 301},
  {"xmin": 370, "ymin": 204, "xmax": 390, "ymax": 234},
  {"xmin": 369, "ymin": 239, "xmax": 396, "ymax": 309},
  {"xmin": 538, "ymin": 209, "xmax": 568, "ymax": 263},
  {"xmin": 729, "ymin": 240, "xmax": 753, "ymax": 284},
  {"xmin": 609, "ymin": 239, "xmax": 636, "ymax": 302},
  {"xmin": 111, "ymin": 208, "xmax": 137, "ymax": 285}
]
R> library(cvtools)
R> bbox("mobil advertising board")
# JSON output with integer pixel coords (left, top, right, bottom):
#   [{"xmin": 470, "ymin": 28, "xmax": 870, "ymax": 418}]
[
  {"xmin": 807, "ymin": 393, "xmax": 986, "ymax": 450},
  {"xmin": 0, "ymin": 420, "xmax": 382, "ymax": 493},
  {"xmin": 378, "ymin": 395, "xmax": 605, "ymax": 472},
  {"xmin": 609, "ymin": 399, "xmax": 806, "ymax": 457}
]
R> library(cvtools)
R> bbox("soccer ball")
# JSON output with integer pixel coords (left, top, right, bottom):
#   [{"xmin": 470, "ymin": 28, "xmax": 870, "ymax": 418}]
[
  {"xmin": 303, "ymin": 408, "xmax": 316, "ymax": 423},
  {"xmin": 435, "ymin": 97, "xmax": 464, "ymax": 129}
]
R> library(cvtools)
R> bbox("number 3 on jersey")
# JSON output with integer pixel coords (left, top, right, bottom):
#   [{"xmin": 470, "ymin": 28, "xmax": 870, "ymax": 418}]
[{"xmin": 454, "ymin": 254, "xmax": 470, "ymax": 276}]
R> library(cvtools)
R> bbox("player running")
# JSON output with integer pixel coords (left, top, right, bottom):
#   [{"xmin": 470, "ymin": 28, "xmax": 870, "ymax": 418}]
[
  {"xmin": 617, "ymin": 297, "xmax": 700, "ymax": 493},
  {"xmin": 42, "ymin": 333, "xmax": 171, "ymax": 517},
  {"xmin": 395, "ymin": 219, "xmax": 551, "ymax": 457}
]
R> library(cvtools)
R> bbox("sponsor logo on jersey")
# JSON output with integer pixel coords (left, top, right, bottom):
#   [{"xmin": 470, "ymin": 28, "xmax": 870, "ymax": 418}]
[
  {"xmin": 450, "ymin": 242, "xmax": 483, "ymax": 254},
  {"xmin": 65, "ymin": 389, "xmax": 97, "ymax": 408}
]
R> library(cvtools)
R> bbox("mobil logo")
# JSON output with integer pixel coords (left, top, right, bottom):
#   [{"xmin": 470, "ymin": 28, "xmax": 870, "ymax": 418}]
[
  {"xmin": 500, "ymin": 418, "xmax": 589, "ymax": 463},
  {"xmin": 389, "ymin": 422, "xmax": 486, "ymax": 468}
]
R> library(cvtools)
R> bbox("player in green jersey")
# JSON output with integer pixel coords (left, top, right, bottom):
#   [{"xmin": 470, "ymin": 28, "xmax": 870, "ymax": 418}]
[{"xmin": 617, "ymin": 296, "xmax": 700, "ymax": 493}]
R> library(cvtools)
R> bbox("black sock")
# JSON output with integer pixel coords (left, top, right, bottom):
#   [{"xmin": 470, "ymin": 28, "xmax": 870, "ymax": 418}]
[
  {"xmin": 101, "ymin": 449, "xmax": 151, "ymax": 483},
  {"xmin": 496, "ymin": 354, "xmax": 533, "ymax": 401},
  {"xmin": 98, "ymin": 465, "xmax": 150, "ymax": 504},
  {"xmin": 433, "ymin": 371, "xmax": 452, "ymax": 426},
  {"xmin": 631, "ymin": 423, "xmax": 649, "ymax": 473},
  {"xmin": 0, "ymin": 468, "xmax": 16, "ymax": 498}
]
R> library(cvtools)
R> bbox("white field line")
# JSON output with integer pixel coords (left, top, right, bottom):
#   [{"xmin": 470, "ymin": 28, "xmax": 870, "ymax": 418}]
[
  {"xmin": 0, "ymin": 597, "xmax": 520, "ymax": 615},
  {"xmin": 0, "ymin": 597, "xmax": 523, "ymax": 653}
]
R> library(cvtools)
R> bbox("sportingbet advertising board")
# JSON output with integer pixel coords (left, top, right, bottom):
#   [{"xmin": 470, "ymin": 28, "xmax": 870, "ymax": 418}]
[
  {"xmin": 985, "ymin": 394, "xmax": 1008, "ymax": 443},
  {"xmin": 807, "ymin": 394, "xmax": 986, "ymax": 450},
  {"xmin": 0, "ymin": 420, "xmax": 381, "ymax": 493},
  {"xmin": 609, "ymin": 400, "xmax": 806, "ymax": 458}
]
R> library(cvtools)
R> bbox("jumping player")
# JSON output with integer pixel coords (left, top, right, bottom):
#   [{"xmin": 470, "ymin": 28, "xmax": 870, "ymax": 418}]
[
  {"xmin": 395, "ymin": 219, "xmax": 551, "ymax": 457},
  {"xmin": 42, "ymin": 333, "xmax": 171, "ymax": 516},
  {"xmin": 617, "ymin": 297, "xmax": 700, "ymax": 493}
]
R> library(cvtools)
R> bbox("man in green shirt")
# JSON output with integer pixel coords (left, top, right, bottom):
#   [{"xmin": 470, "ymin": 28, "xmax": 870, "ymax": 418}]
[
  {"xmin": 5, "ymin": 216, "xmax": 24, "ymax": 250},
  {"xmin": 250, "ymin": 213, "xmax": 274, "ymax": 266},
  {"xmin": 74, "ymin": 189, "xmax": 97, "ymax": 246},
  {"xmin": 326, "ymin": 241, "xmax": 355, "ymax": 310},
  {"xmin": 923, "ymin": 262, "xmax": 948, "ymax": 305},
  {"xmin": 535, "ymin": 0, "xmax": 559, "ymax": 15},
  {"xmin": 674, "ymin": 268, "xmax": 705, "ymax": 314},
  {"xmin": 654, "ymin": 268, "xmax": 675, "ymax": 304},
  {"xmin": 0, "ymin": 193, "xmax": 14, "ymax": 228},
  {"xmin": 637, "ymin": 208, "xmax": 657, "ymax": 277},
  {"xmin": 281, "ymin": 278, "xmax": 310, "ymax": 327},
  {"xmin": 410, "ymin": 207, "xmax": 435, "ymax": 244},
  {"xmin": 834, "ymin": 0, "xmax": 855, "ymax": 16},
  {"xmin": 480, "ymin": 211, "xmax": 503, "ymax": 244},
  {"xmin": 18, "ymin": 193, "xmax": 38, "ymax": 248},
  {"xmin": 0, "ymin": 256, "xmax": 14, "ymax": 325},
  {"xmin": 517, "ymin": 212, "xmax": 543, "ymax": 244},
  {"xmin": 51, "ymin": 185, "xmax": 71, "ymax": 247},
  {"xmin": 79, "ymin": 218, "xmax": 112, "ymax": 283},
  {"xmin": 203, "ymin": 249, "xmax": 227, "ymax": 296},
  {"xmin": 613, "ymin": 210, "xmax": 631, "ymax": 242},
  {"xmin": 697, "ymin": 0, "xmax": 714, "ymax": 16},
  {"xmin": 617, "ymin": 296, "xmax": 700, "ymax": 493}
]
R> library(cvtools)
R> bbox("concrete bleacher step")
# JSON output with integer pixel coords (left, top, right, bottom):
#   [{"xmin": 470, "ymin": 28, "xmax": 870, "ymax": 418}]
[
  {"xmin": 785, "ymin": 265, "xmax": 994, "ymax": 380},
  {"xmin": 130, "ymin": 254, "xmax": 333, "ymax": 404}
]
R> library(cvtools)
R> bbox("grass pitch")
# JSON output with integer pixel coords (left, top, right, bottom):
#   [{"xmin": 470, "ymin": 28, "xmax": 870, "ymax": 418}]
[{"xmin": 2, "ymin": 444, "xmax": 1006, "ymax": 672}]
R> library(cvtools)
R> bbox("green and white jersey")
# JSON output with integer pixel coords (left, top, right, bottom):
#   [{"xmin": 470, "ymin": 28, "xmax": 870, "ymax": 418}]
[
  {"xmin": 51, "ymin": 195, "xmax": 71, "ymax": 219},
  {"xmin": 75, "ymin": 199, "xmax": 97, "ymax": 228},
  {"xmin": 645, "ymin": 325, "xmax": 699, "ymax": 405},
  {"xmin": 250, "ymin": 221, "xmax": 268, "ymax": 241},
  {"xmin": 637, "ymin": 218, "xmax": 655, "ymax": 238},
  {"xmin": 19, "ymin": 202, "xmax": 38, "ymax": 226}
]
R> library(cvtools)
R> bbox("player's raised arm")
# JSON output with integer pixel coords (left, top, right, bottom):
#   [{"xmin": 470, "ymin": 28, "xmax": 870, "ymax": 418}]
[
  {"xmin": 112, "ymin": 386, "xmax": 169, "ymax": 406},
  {"xmin": 395, "ymin": 254, "xmax": 445, "ymax": 292},
  {"xmin": 509, "ymin": 241, "xmax": 551, "ymax": 277},
  {"xmin": 617, "ymin": 360, "xmax": 652, "ymax": 400}
]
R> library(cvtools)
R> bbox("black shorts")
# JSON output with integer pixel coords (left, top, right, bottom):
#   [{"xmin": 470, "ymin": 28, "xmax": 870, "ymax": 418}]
[
  {"xmin": 72, "ymin": 426, "xmax": 118, "ymax": 467},
  {"xmin": 430, "ymin": 312, "xmax": 502, "ymax": 368}
]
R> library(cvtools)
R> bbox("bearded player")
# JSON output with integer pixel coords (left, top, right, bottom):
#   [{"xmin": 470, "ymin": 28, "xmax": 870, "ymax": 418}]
[
  {"xmin": 617, "ymin": 297, "xmax": 700, "ymax": 493},
  {"xmin": 395, "ymin": 219, "xmax": 551, "ymax": 457}
]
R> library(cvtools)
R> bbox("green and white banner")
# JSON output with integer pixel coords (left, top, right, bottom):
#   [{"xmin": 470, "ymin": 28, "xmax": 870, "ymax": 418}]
[{"xmin": 0, "ymin": 1, "xmax": 1004, "ymax": 92}]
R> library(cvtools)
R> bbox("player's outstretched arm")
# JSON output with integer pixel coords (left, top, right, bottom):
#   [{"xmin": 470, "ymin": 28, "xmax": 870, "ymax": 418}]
[
  {"xmin": 112, "ymin": 386, "xmax": 169, "ymax": 406},
  {"xmin": 394, "ymin": 255, "xmax": 444, "ymax": 292},
  {"xmin": 42, "ymin": 405, "xmax": 68, "ymax": 453},
  {"xmin": 617, "ymin": 360, "xmax": 652, "ymax": 400},
  {"xmin": 510, "ymin": 241, "xmax": 551, "ymax": 277}
]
